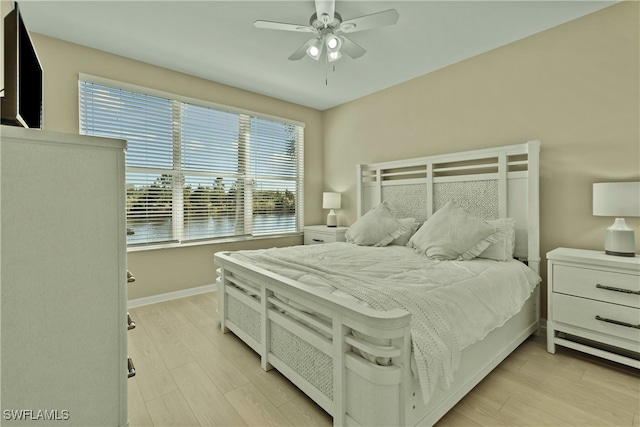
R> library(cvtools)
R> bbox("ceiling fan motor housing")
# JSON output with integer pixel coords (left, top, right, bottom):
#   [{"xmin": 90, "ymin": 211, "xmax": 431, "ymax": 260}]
[{"xmin": 310, "ymin": 12, "xmax": 342, "ymax": 30}]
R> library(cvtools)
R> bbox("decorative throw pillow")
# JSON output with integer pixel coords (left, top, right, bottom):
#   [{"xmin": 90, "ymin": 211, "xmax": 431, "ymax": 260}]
[
  {"xmin": 390, "ymin": 218, "xmax": 420, "ymax": 246},
  {"xmin": 345, "ymin": 201, "xmax": 405, "ymax": 247},
  {"xmin": 478, "ymin": 218, "xmax": 516, "ymax": 261},
  {"xmin": 407, "ymin": 201, "xmax": 501, "ymax": 260}
]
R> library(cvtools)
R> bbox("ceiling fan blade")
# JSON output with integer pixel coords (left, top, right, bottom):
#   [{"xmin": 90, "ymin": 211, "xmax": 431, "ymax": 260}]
[
  {"xmin": 288, "ymin": 39, "xmax": 315, "ymax": 61},
  {"xmin": 340, "ymin": 36, "xmax": 366, "ymax": 59},
  {"xmin": 315, "ymin": 0, "xmax": 335, "ymax": 25},
  {"xmin": 339, "ymin": 9, "xmax": 399, "ymax": 33},
  {"xmin": 254, "ymin": 20, "xmax": 314, "ymax": 32}
]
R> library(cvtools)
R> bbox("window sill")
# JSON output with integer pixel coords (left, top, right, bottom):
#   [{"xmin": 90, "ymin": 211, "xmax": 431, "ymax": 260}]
[{"xmin": 126, "ymin": 232, "xmax": 303, "ymax": 253}]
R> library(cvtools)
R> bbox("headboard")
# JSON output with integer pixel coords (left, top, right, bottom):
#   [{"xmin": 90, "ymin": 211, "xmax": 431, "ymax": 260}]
[{"xmin": 356, "ymin": 141, "xmax": 541, "ymax": 273}]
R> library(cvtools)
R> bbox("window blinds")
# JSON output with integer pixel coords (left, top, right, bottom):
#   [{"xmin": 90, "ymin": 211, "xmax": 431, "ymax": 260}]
[{"xmin": 79, "ymin": 79, "xmax": 304, "ymax": 246}]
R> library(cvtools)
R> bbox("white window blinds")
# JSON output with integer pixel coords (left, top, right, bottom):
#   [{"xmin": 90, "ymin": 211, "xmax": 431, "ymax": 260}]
[{"xmin": 79, "ymin": 79, "xmax": 304, "ymax": 246}]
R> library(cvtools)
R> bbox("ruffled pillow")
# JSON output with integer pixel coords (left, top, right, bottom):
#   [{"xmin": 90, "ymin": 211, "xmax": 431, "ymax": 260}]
[
  {"xmin": 390, "ymin": 218, "xmax": 420, "ymax": 246},
  {"xmin": 478, "ymin": 218, "xmax": 516, "ymax": 261},
  {"xmin": 345, "ymin": 201, "xmax": 405, "ymax": 247},
  {"xmin": 407, "ymin": 201, "xmax": 505, "ymax": 260}
]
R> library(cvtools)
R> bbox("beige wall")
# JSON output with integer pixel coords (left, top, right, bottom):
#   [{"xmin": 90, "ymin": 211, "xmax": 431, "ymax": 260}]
[
  {"xmin": 30, "ymin": 34, "xmax": 324, "ymax": 300},
  {"xmin": 323, "ymin": 2, "xmax": 639, "ymax": 317},
  {"xmin": 30, "ymin": 2, "xmax": 639, "ymax": 311}
]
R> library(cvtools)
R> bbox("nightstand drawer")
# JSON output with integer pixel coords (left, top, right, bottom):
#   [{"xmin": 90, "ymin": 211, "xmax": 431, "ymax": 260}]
[
  {"xmin": 303, "ymin": 226, "xmax": 347, "ymax": 245},
  {"xmin": 553, "ymin": 265, "xmax": 640, "ymax": 308},
  {"xmin": 304, "ymin": 231, "xmax": 334, "ymax": 245},
  {"xmin": 553, "ymin": 293, "xmax": 640, "ymax": 344}
]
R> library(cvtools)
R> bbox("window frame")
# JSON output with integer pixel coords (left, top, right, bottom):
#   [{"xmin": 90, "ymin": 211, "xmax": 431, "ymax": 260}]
[{"xmin": 78, "ymin": 74, "xmax": 305, "ymax": 251}]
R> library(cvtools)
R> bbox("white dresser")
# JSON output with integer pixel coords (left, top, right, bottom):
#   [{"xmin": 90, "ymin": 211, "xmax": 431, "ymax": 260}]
[
  {"xmin": 303, "ymin": 225, "xmax": 348, "ymax": 245},
  {"xmin": 0, "ymin": 126, "xmax": 128, "ymax": 425},
  {"xmin": 546, "ymin": 247, "xmax": 640, "ymax": 368}
]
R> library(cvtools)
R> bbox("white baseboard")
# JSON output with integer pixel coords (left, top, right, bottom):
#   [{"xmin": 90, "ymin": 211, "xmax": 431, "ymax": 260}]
[{"xmin": 128, "ymin": 284, "xmax": 217, "ymax": 309}]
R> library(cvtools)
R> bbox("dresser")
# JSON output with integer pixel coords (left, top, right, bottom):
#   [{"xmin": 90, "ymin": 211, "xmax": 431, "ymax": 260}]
[
  {"xmin": 546, "ymin": 247, "xmax": 640, "ymax": 368},
  {"xmin": 0, "ymin": 126, "xmax": 128, "ymax": 425},
  {"xmin": 303, "ymin": 225, "xmax": 348, "ymax": 245}
]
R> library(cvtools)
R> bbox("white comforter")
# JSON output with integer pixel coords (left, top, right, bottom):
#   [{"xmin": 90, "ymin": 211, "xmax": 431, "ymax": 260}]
[{"xmin": 229, "ymin": 243, "xmax": 540, "ymax": 403}]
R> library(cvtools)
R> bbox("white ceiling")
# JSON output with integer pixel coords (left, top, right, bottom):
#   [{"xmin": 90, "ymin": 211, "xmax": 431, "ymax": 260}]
[{"xmin": 19, "ymin": 0, "xmax": 617, "ymax": 111}]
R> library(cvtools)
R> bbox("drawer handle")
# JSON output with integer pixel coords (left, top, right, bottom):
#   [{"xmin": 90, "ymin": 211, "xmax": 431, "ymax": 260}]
[
  {"xmin": 595, "ymin": 315, "xmax": 640, "ymax": 329},
  {"xmin": 595, "ymin": 284, "xmax": 640, "ymax": 295},
  {"xmin": 127, "ymin": 313, "xmax": 136, "ymax": 330},
  {"xmin": 312, "ymin": 238, "xmax": 325, "ymax": 243},
  {"xmin": 128, "ymin": 357, "xmax": 136, "ymax": 378}
]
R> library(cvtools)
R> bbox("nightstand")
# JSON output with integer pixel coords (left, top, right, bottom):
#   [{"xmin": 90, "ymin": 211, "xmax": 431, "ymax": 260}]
[
  {"xmin": 304, "ymin": 225, "xmax": 348, "ymax": 245},
  {"xmin": 546, "ymin": 247, "xmax": 640, "ymax": 368}
]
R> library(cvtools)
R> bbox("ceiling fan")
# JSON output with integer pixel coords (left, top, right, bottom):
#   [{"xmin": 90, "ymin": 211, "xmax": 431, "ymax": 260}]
[{"xmin": 254, "ymin": 0, "xmax": 399, "ymax": 62}]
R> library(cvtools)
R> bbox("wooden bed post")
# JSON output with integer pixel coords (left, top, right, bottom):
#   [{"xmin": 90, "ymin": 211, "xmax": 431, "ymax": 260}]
[
  {"xmin": 498, "ymin": 151, "xmax": 508, "ymax": 218},
  {"xmin": 261, "ymin": 285, "xmax": 274, "ymax": 371},
  {"xmin": 332, "ymin": 317, "xmax": 348, "ymax": 426},
  {"xmin": 526, "ymin": 140, "xmax": 541, "ymax": 275},
  {"xmin": 356, "ymin": 164, "xmax": 363, "ymax": 218},
  {"xmin": 218, "ymin": 267, "xmax": 229, "ymax": 333}
]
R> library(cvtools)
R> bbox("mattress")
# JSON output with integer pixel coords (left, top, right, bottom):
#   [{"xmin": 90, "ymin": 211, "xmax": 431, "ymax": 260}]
[{"xmin": 227, "ymin": 242, "xmax": 541, "ymax": 403}]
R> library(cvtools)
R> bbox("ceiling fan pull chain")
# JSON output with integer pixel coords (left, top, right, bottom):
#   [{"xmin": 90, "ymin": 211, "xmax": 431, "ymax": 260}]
[{"xmin": 325, "ymin": 55, "xmax": 329, "ymax": 85}]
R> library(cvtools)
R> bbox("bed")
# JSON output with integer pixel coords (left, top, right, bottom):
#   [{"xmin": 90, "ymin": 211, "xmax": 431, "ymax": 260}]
[{"xmin": 214, "ymin": 140, "xmax": 541, "ymax": 426}]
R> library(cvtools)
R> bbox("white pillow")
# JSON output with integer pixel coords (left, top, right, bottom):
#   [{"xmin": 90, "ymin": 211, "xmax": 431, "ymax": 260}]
[
  {"xmin": 390, "ymin": 218, "xmax": 419, "ymax": 246},
  {"xmin": 478, "ymin": 218, "xmax": 516, "ymax": 261},
  {"xmin": 345, "ymin": 201, "xmax": 405, "ymax": 247},
  {"xmin": 407, "ymin": 201, "xmax": 504, "ymax": 260}
]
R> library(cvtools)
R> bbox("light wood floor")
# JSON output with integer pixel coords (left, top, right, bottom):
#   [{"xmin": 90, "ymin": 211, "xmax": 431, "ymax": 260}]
[{"xmin": 127, "ymin": 292, "xmax": 639, "ymax": 427}]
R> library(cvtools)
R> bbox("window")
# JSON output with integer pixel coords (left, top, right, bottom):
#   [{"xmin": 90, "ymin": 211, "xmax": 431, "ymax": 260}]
[{"xmin": 79, "ymin": 77, "xmax": 304, "ymax": 246}]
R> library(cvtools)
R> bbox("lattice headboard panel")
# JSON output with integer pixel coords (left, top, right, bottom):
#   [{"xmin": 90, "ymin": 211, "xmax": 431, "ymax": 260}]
[
  {"xmin": 433, "ymin": 180, "xmax": 499, "ymax": 220},
  {"xmin": 357, "ymin": 141, "xmax": 540, "ymax": 273},
  {"xmin": 381, "ymin": 184, "xmax": 429, "ymax": 223}
]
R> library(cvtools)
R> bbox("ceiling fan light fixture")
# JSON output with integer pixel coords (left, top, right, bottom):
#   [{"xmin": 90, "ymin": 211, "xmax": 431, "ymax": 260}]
[
  {"xmin": 254, "ymin": 2, "xmax": 399, "ymax": 65},
  {"xmin": 306, "ymin": 38, "xmax": 324, "ymax": 60},
  {"xmin": 325, "ymin": 34, "xmax": 342, "ymax": 51},
  {"xmin": 327, "ymin": 50, "xmax": 342, "ymax": 62}
]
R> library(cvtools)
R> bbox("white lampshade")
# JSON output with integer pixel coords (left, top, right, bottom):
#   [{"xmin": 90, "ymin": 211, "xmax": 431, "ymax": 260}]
[
  {"xmin": 322, "ymin": 192, "xmax": 341, "ymax": 227},
  {"xmin": 593, "ymin": 182, "xmax": 640, "ymax": 217},
  {"xmin": 593, "ymin": 182, "xmax": 640, "ymax": 257},
  {"xmin": 322, "ymin": 192, "xmax": 341, "ymax": 209}
]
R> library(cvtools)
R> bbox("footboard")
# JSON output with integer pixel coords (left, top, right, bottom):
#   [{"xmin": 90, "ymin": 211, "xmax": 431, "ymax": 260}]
[{"xmin": 215, "ymin": 251, "xmax": 413, "ymax": 427}]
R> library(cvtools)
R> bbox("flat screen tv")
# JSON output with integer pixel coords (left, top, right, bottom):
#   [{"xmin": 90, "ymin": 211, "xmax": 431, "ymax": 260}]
[{"xmin": 1, "ymin": 2, "xmax": 43, "ymax": 129}]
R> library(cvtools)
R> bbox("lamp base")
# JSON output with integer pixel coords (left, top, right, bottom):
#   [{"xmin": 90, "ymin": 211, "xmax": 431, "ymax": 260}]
[
  {"xmin": 604, "ymin": 218, "xmax": 636, "ymax": 257},
  {"xmin": 326, "ymin": 209, "xmax": 337, "ymax": 227},
  {"xmin": 605, "ymin": 250, "xmax": 635, "ymax": 257}
]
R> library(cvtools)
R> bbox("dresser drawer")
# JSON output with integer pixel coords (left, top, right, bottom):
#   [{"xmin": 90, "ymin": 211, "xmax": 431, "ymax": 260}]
[
  {"xmin": 553, "ymin": 293, "xmax": 640, "ymax": 344},
  {"xmin": 553, "ymin": 265, "xmax": 640, "ymax": 308}
]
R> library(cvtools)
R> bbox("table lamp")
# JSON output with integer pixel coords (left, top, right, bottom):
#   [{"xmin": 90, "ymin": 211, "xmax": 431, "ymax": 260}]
[
  {"xmin": 323, "ymin": 192, "xmax": 341, "ymax": 227},
  {"xmin": 593, "ymin": 182, "xmax": 640, "ymax": 257}
]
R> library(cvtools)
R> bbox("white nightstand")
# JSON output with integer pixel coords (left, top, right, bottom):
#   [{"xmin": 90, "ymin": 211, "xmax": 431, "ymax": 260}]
[
  {"xmin": 304, "ymin": 225, "xmax": 348, "ymax": 245},
  {"xmin": 546, "ymin": 247, "xmax": 640, "ymax": 368}
]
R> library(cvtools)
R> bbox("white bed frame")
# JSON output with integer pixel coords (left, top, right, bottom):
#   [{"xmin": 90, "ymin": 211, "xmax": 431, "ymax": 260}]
[{"xmin": 215, "ymin": 140, "xmax": 541, "ymax": 426}]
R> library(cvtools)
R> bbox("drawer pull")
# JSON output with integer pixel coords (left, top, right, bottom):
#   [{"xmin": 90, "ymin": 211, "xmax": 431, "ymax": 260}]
[
  {"xmin": 127, "ymin": 313, "xmax": 136, "ymax": 330},
  {"xmin": 312, "ymin": 238, "xmax": 325, "ymax": 243},
  {"xmin": 595, "ymin": 315, "xmax": 640, "ymax": 329},
  {"xmin": 128, "ymin": 357, "xmax": 136, "ymax": 378},
  {"xmin": 595, "ymin": 284, "xmax": 640, "ymax": 295}
]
